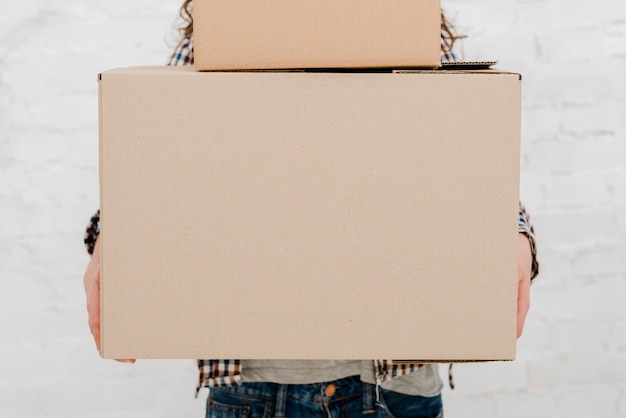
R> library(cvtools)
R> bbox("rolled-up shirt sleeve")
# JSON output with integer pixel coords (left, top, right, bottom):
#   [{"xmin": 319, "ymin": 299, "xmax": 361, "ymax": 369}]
[{"xmin": 518, "ymin": 201, "xmax": 539, "ymax": 281}]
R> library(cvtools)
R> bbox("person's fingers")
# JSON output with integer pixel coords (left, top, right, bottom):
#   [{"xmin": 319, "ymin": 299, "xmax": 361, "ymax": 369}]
[
  {"xmin": 84, "ymin": 237, "xmax": 135, "ymax": 363},
  {"xmin": 517, "ymin": 266, "xmax": 531, "ymax": 338},
  {"xmin": 85, "ymin": 269, "xmax": 101, "ymax": 352},
  {"xmin": 517, "ymin": 233, "xmax": 532, "ymax": 338},
  {"xmin": 84, "ymin": 268, "xmax": 136, "ymax": 363}
]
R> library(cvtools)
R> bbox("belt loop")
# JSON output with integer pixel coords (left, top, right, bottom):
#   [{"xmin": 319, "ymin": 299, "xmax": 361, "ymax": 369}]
[
  {"xmin": 361, "ymin": 382, "xmax": 376, "ymax": 414},
  {"xmin": 274, "ymin": 384, "xmax": 288, "ymax": 418}
]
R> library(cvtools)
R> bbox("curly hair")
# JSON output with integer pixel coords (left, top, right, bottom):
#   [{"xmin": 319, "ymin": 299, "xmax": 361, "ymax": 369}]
[
  {"xmin": 178, "ymin": 1, "xmax": 464, "ymax": 46},
  {"xmin": 440, "ymin": 10, "xmax": 465, "ymax": 51},
  {"xmin": 179, "ymin": 0, "xmax": 194, "ymax": 38}
]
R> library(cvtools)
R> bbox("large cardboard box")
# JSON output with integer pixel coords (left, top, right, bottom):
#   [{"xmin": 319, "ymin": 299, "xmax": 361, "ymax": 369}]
[
  {"xmin": 193, "ymin": 0, "xmax": 441, "ymax": 70},
  {"xmin": 98, "ymin": 66, "xmax": 522, "ymax": 360}
]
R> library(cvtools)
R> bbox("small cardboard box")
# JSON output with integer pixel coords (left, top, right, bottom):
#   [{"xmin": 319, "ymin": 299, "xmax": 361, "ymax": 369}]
[
  {"xmin": 98, "ymin": 66, "xmax": 521, "ymax": 360},
  {"xmin": 193, "ymin": 0, "xmax": 441, "ymax": 70}
]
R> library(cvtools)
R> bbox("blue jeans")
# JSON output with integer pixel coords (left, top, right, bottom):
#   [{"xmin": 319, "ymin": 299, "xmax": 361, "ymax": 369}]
[{"xmin": 205, "ymin": 375, "xmax": 443, "ymax": 418}]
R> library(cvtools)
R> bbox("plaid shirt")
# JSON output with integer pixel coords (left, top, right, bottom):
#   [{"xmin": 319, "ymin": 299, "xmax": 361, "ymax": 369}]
[{"xmin": 87, "ymin": 31, "xmax": 538, "ymax": 395}]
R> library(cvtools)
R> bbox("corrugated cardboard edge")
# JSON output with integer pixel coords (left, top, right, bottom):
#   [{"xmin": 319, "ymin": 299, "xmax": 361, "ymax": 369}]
[{"xmin": 395, "ymin": 68, "xmax": 522, "ymax": 80}]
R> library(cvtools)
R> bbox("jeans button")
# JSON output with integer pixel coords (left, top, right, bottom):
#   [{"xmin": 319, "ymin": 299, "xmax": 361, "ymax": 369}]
[{"xmin": 324, "ymin": 383, "xmax": 336, "ymax": 397}]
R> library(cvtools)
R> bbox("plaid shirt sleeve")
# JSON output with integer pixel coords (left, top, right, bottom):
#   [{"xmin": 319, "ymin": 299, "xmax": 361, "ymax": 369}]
[
  {"xmin": 519, "ymin": 201, "xmax": 540, "ymax": 281},
  {"xmin": 168, "ymin": 34, "xmax": 194, "ymax": 66},
  {"xmin": 84, "ymin": 209, "xmax": 100, "ymax": 256}
]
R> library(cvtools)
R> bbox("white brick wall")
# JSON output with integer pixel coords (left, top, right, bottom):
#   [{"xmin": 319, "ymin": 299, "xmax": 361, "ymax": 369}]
[{"xmin": 1, "ymin": 0, "xmax": 624, "ymax": 417}]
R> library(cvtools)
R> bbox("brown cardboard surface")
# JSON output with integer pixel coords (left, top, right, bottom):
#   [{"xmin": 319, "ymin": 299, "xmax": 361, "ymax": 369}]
[
  {"xmin": 193, "ymin": 0, "xmax": 441, "ymax": 70},
  {"xmin": 99, "ymin": 66, "xmax": 521, "ymax": 360}
]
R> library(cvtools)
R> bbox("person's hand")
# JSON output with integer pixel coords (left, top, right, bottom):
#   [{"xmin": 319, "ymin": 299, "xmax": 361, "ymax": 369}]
[
  {"xmin": 83, "ymin": 236, "xmax": 135, "ymax": 363},
  {"xmin": 517, "ymin": 233, "xmax": 533, "ymax": 338}
]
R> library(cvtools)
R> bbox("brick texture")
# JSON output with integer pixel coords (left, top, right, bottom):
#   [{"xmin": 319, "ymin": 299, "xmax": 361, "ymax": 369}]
[{"xmin": 1, "ymin": 0, "xmax": 625, "ymax": 416}]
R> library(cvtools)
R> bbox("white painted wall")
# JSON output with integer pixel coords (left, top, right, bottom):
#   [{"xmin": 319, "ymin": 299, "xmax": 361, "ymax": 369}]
[{"xmin": 1, "ymin": 1, "xmax": 624, "ymax": 416}]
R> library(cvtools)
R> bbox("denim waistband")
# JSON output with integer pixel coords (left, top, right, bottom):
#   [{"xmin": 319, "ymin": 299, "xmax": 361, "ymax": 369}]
[{"xmin": 210, "ymin": 375, "xmax": 377, "ymax": 414}]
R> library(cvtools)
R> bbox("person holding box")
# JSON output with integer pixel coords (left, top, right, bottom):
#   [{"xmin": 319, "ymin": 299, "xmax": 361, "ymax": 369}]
[{"xmin": 84, "ymin": 2, "xmax": 539, "ymax": 417}]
